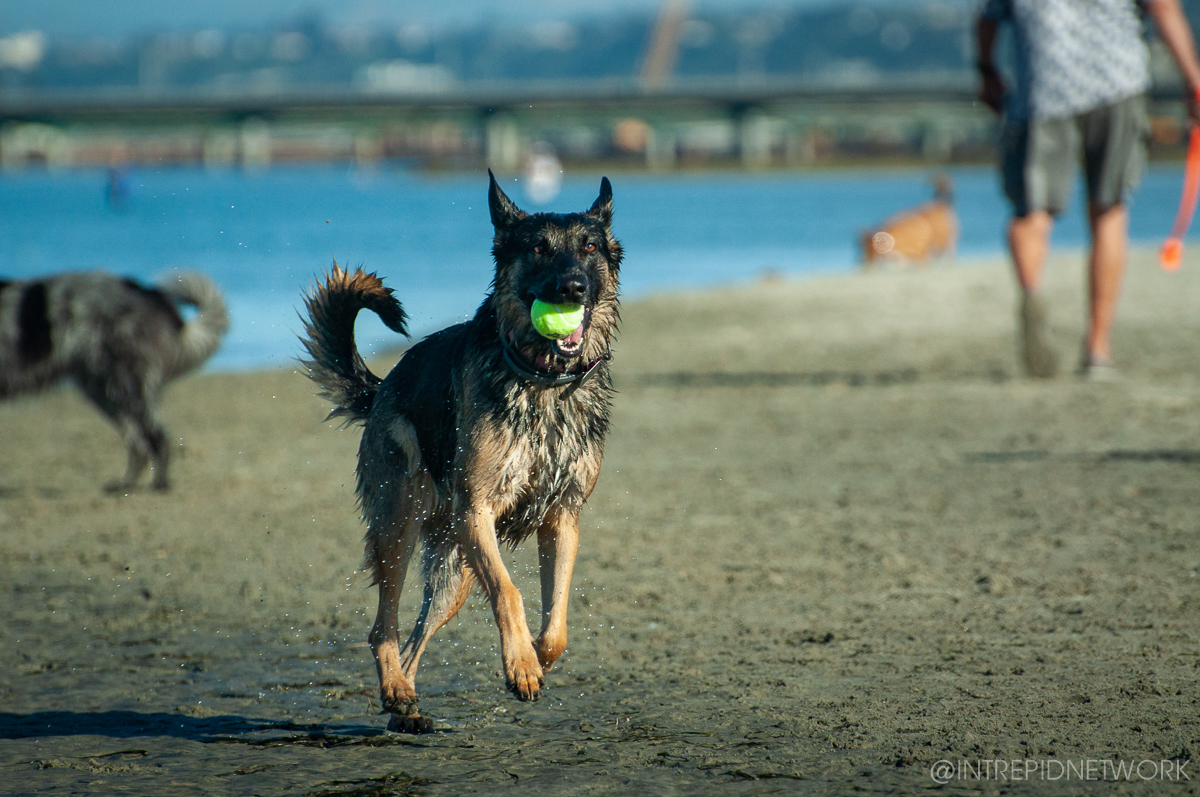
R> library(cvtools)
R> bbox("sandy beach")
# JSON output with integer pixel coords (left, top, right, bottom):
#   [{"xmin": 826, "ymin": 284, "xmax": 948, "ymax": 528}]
[{"xmin": 2, "ymin": 247, "xmax": 1199, "ymax": 795}]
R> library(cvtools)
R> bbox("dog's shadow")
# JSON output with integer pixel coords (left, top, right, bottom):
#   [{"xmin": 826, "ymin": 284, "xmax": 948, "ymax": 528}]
[
  {"xmin": 0, "ymin": 710, "xmax": 414, "ymax": 746},
  {"xmin": 0, "ymin": 710, "xmax": 283, "ymax": 742}
]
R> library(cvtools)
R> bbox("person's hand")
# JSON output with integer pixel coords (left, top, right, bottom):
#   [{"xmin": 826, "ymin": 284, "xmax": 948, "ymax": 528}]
[{"xmin": 978, "ymin": 64, "xmax": 1006, "ymax": 115}]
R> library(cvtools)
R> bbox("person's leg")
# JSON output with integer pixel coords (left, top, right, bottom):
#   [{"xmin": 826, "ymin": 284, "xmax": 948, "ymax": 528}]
[
  {"xmin": 1085, "ymin": 202, "xmax": 1129, "ymax": 363},
  {"xmin": 1078, "ymin": 95, "xmax": 1147, "ymax": 377},
  {"xmin": 1008, "ymin": 210, "xmax": 1054, "ymax": 292},
  {"xmin": 1009, "ymin": 210, "xmax": 1059, "ymax": 378},
  {"xmin": 1003, "ymin": 117, "xmax": 1072, "ymax": 377}
]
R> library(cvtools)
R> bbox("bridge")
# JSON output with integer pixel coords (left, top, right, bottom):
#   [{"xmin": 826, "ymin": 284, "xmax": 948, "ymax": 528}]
[{"xmin": 0, "ymin": 77, "xmax": 1184, "ymax": 170}]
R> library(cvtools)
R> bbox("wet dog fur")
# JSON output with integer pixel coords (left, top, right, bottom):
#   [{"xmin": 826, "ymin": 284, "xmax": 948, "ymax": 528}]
[
  {"xmin": 301, "ymin": 172, "xmax": 620, "ymax": 733},
  {"xmin": 0, "ymin": 272, "xmax": 229, "ymax": 490},
  {"xmin": 861, "ymin": 173, "xmax": 958, "ymax": 266}
]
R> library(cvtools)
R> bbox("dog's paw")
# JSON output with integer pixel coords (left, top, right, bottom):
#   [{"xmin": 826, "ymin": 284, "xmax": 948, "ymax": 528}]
[
  {"xmin": 535, "ymin": 634, "xmax": 567, "ymax": 672},
  {"xmin": 386, "ymin": 713, "xmax": 435, "ymax": 734},
  {"xmin": 380, "ymin": 680, "xmax": 419, "ymax": 716},
  {"xmin": 506, "ymin": 660, "xmax": 545, "ymax": 702}
]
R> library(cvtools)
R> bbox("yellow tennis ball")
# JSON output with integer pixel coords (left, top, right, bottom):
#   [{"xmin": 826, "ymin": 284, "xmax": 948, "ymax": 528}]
[{"xmin": 530, "ymin": 300, "xmax": 584, "ymax": 339}]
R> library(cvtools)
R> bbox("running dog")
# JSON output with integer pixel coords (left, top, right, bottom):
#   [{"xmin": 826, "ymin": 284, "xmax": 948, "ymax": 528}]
[
  {"xmin": 0, "ymin": 272, "xmax": 228, "ymax": 490},
  {"xmin": 301, "ymin": 172, "xmax": 620, "ymax": 733},
  {"xmin": 861, "ymin": 174, "xmax": 958, "ymax": 266}
]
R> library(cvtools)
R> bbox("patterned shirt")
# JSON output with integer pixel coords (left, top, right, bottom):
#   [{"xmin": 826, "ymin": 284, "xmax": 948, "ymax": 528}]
[{"xmin": 980, "ymin": 0, "xmax": 1153, "ymax": 120}]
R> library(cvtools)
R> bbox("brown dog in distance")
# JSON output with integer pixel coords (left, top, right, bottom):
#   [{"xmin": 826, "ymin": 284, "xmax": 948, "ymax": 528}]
[
  {"xmin": 861, "ymin": 174, "xmax": 958, "ymax": 266},
  {"xmin": 301, "ymin": 172, "xmax": 620, "ymax": 733}
]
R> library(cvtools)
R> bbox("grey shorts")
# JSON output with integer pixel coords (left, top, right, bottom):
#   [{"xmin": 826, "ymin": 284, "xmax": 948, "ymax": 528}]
[{"xmin": 1001, "ymin": 93, "xmax": 1150, "ymax": 217}]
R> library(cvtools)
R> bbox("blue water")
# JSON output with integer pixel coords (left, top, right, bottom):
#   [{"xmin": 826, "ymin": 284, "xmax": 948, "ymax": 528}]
[{"xmin": 0, "ymin": 164, "xmax": 1186, "ymax": 370}]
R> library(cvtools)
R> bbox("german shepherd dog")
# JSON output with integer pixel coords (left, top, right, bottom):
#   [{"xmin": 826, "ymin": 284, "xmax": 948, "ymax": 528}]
[
  {"xmin": 0, "ymin": 272, "xmax": 228, "ymax": 490},
  {"xmin": 301, "ymin": 172, "xmax": 620, "ymax": 733}
]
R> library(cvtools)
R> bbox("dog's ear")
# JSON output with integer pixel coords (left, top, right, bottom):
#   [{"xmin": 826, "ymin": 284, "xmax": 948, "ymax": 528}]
[
  {"xmin": 488, "ymin": 169, "xmax": 526, "ymax": 236},
  {"xmin": 587, "ymin": 176, "xmax": 613, "ymax": 227}
]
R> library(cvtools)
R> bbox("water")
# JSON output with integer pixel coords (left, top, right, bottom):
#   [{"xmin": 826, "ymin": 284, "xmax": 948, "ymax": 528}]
[{"xmin": 0, "ymin": 164, "xmax": 1186, "ymax": 371}]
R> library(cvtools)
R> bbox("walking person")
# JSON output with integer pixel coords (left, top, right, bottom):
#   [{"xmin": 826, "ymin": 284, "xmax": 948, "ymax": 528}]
[{"xmin": 976, "ymin": 0, "xmax": 1200, "ymax": 379}]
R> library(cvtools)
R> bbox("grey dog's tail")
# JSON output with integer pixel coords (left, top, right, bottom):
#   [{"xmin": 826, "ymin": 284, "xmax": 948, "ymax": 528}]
[
  {"xmin": 160, "ymin": 272, "xmax": 230, "ymax": 378},
  {"xmin": 300, "ymin": 262, "xmax": 408, "ymax": 423}
]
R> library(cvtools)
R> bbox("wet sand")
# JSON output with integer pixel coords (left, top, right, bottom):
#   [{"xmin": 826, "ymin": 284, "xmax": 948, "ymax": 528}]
[{"xmin": 2, "ymin": 248, "xmax": 1199, "ymax": 795}]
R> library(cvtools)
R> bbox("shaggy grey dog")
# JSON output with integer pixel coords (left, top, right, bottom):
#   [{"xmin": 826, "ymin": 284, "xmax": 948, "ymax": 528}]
[{"xmin": 0, "ymin": 271, "xmax": 229, "ymax": 490}]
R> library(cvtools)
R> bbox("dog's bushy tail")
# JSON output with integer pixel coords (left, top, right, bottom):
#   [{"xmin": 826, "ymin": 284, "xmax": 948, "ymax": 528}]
[
  {"xmin": 300, "ymin": 262, "xmax": 408, "ymax": 424},
  {"xmin": 160, "ymin": 272, "xmax": 230, "ymax": 378}
]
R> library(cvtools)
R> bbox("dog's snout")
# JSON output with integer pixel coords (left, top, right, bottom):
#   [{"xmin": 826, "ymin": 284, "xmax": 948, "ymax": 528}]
[{"xmin": 558, "ymin": 275, "xmax": 588, "ymax": 304}]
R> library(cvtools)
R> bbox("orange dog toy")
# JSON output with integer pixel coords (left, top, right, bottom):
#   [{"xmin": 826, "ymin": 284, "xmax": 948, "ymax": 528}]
[{"xmin": 1160, "ymin": 112, "xmax": 1200, "ymax": 272}]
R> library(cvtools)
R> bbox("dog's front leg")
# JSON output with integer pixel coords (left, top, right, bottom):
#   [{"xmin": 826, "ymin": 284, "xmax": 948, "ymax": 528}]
[
  {"xmin": 461, "ymin": 502, "xmax": 544, "ymax": 701},
  {"xmin": 535, "ymin": 509, "xmax": 579, "ymax": 672}
]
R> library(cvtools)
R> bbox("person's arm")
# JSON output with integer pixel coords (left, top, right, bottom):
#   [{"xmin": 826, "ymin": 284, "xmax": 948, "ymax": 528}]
[
  {"xmin": 975, "ymin": 15, "xmax": 1006, "ymax": 114},
  {"xmin": 1145, "ymin": 0, "xmax": 1200, "ymax": 124}
]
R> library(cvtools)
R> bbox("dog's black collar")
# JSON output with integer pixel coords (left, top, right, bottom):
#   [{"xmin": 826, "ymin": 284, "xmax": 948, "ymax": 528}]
[{"xmin": 500, "ymin": 336, "xmax": 610, "ymax": 401}]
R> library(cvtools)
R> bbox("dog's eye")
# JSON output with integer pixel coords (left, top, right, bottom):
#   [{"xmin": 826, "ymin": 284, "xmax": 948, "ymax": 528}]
[
  {"xmin": 533, "ymin": 244, "xmax": 544, "ymax": 255},
  {"xmin": 584, "ymin": 241, "xmax": 597, "ymax": 253}
]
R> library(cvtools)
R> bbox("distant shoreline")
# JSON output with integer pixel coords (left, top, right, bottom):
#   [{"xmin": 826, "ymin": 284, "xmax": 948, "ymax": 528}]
[{"xmin": 1, "ymin": 150, "xmax": 1194, "ymax": 175}]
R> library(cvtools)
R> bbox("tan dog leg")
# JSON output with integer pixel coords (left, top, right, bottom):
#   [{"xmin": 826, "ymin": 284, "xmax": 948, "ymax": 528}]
[
  {"xmin": 535, "ymin": 510, "xmax": 579, "ymax": 672},
  {"xmin": 368, "ymin": 527, "xmax": 420, "ymax": 722},
  {"xmin": 462, "ymin": 504, "xmax": 544, "ymax": 701}
]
